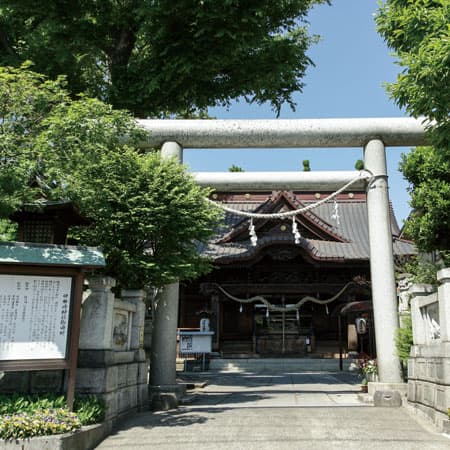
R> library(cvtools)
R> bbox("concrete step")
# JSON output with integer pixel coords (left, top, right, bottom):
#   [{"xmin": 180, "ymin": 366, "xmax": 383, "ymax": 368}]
[{"xmin": 209, "ymin": 357, "xmax": 352, "ymax": 372}]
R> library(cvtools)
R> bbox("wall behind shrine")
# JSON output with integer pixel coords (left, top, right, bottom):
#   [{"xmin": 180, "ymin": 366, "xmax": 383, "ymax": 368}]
[{"xmin": 408, "ymin": 268, "xmax": 450, "ymax": 432}]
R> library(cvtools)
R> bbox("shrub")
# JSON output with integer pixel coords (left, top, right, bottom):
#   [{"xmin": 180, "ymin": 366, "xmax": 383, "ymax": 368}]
[
  {"xmin": 396, "ymin": 314, "xmax": 414, "ymax": 381},
  {"xmin": 73, "ymin": 396, "xmax": 105, "ymax": 425},
  {"xmin": 0, "ymin": 394, "xmax": 105, "ymax": 440},
  {"xmin": 0, "ymin": 409, "xmax": 81, "ymax": 440}
]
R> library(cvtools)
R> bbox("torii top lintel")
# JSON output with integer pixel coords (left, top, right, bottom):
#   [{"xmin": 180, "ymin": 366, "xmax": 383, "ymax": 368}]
[{"xmin": 137, "ymin": 117, "xmax": 428, "ymax": 149}]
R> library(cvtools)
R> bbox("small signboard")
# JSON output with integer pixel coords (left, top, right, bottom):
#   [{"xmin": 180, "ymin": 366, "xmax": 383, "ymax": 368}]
[{"xmin": 178, "ymin": 331, "xmax": 214, "ymax": 354}]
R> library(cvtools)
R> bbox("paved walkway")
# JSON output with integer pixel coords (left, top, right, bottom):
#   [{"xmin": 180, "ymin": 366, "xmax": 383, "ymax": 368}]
[{"xmin": 96, "ymin": 370, "xmax": 450, "ymax": 449}]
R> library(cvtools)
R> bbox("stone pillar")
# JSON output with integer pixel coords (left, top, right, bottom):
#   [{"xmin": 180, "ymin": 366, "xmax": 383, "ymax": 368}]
[
  {"xmin": 149, "ymin": 141, "xmax": 185, "ymax": 410},
  {"xmin": 437, "ymin": 268, "xmax": 450, "ymax": 342},
  {"xmin": 79, "ymin": 277, "xmax": 116, "ymax": 349},
  {"xmin": 151, "ymin": 283, "xmax": 179, "ymax": 386},
  {"xmin": 121, "ymin": 289, "xmax": 148, "ymax": 410},
  {"xmin": 409, "ymin": 284, "xmax": 436, "ymax": 345},
  {"xmin": 121, "ymin": 289, "xmax": 146, "ymax": 350},
  {"xmin": 364, "ymin": 139, "xmax": 403, "ymax": 384}
]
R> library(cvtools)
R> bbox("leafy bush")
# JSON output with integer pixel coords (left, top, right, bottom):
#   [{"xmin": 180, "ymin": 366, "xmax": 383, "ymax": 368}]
[
  {"xmin": 396, "ymin": 315, "xmax": 413, "ymax": 364},
  {"xmin": 0, "ymin": 394, "xmax": 105, "ymax": 440},
  {"xmin": 73, "ymin": 396, "xmax": 105, "ymax": 425},
  {"xmin": 403, "ymin": 256, "xmax": 445, "ymax": 285},
  {"xmin": 396, "ymin": 314, "xmax": 414, "ymax": 381},
  {"xmin": 0, "ymin": 409, "xmax": 81, "ymax": 440}
]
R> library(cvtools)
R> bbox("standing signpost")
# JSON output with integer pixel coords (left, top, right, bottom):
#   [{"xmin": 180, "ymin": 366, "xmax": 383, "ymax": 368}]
[{"xmin": 0, "ymin": 242, "xmax": 105, "ymax": 410}]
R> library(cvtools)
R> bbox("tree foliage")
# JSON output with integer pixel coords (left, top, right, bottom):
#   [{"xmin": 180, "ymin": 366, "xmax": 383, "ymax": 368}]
[
  {"xmin": 0, "ymin": 0, "xmax": 328, "ymax": 117},
  {"xmin": 0, "ymin": 65, "xmax": 221, "ymax": 288},
  {"xmin": 395, "ymin": 314, "xmax": 413, "ymax": 363},
  {"xmin": 228, "ymin": 164, "xmax": 244, "ymax": 172},
  {"xmin": 0, "ymin": 64, "xmax": 69, "ymax": 216},
  {"xmin": 376, "ymin": 0, "xmax": 450, "ymax": 253}
]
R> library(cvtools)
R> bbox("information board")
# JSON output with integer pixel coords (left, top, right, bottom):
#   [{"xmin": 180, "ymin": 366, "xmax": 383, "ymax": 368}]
[
  {"xmin": 178, "ymin": 332, "xmax": 214, "ymax": 354},
  {"xmin": 0, "ymin": 274, "xmax": 72, "ymax": 361}
]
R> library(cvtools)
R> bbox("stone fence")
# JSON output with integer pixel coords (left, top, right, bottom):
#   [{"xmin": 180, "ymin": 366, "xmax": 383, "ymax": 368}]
[
  {"xmin": 77, "ymin": 277, "xmax": 148, "ymax": 424},
  {"xmin": 408, "ymin": 268, "xmax": 450, "ymax": 430}
]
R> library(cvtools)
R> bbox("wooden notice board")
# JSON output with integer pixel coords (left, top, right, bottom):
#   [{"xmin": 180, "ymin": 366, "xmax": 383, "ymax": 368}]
[{"xmin": 0, "ymin": 242, "xmax": 105, "ymax": 409}]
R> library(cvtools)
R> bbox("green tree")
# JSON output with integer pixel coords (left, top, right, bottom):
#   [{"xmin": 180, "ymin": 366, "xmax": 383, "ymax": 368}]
[
  {"xmin": 0, "ymin": 65, "xmax": 221, "ymax": 288},
  {"xmin": 376, "ymin": 0, "xmax": 450, "ymax": 253},
  {"xmin": 302, "ymin": 159, "xmax": 311, "ymax": 171},
  {"xmin": 354, "ymin": 159, "xmax": 364, "ymax": 171},
  {"xmin": 228, "ymin": 164, "xmax": 244, "ymax": 172},
  {"xmin": 0, "ymin": 64, "xmax": 69, "ymax": 217},
  {"xmin": 0, "ymin": 0, "xmax": 328, "ymax": 117}
]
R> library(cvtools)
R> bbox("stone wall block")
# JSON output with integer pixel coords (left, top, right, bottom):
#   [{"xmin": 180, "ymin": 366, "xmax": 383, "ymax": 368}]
[
  {"xmin": 436, "ymin": 386, "xmax": 446, "ymax": 412},
  {"xmin": 130, "ymin": 386, "xmax": 138, "ymax": 409},
  {"xmin": 100, "ymin": 392, "xmax": 118, "ymax": 421},
  {"xmin": 437, "ymin": 268, "xmax": 450, "ymax": 342},
  {"xmin": 443, "ymin": 359, "xmax": 450, "ymax": 384},
  {"xmin": 423, "ymin": 383, "xmax": 434, "ymax": 407},
  {"xmin": 137, "ymin": 384, "xmax": 149, "ymax": 409},
  {"xmin": 416, "ymin": 358, "xmax": 426, "ymax": 380},
  {"xmin": 113, "ymin": 351, "xmax": 135, "ymax": 365},
  {"xmin": 117, "ymin": 365, "xmax": 127, "ymax": 388},
  {"xmin": 407, "ymin": 359, "xmax": 415, "ymax": 380},
  {"xmin": 79, "ymin": 277, "xmax": 116, "ymax": 350},
  {"xmin": 117, "ymin": 387, "xmax": 137, "ymax": 413},
  {"xmin": 30, "ymin": 371, "xmax": 63, "ymax": 393},
  {"xmin": 134, "ymin": 349, "xmax": 146, "ymax": 363},
  {"xmin": 415, "ymin": 382, "xmax": 423, "ymax": 403},
  {"xmin": 0, "ymin": 372, "xmax": 30, "ymax": 394},
  {"xmin": 78, "ymin": 350, "xmax": 115, "ymax": 368},
  {"xmin": 138, "ymin": 362, "xmax": 149, "ymax": 385},
  {"xmin": 126, "ymin": 363, "xmax": 138, "ymax": 386},
  {"xmin": 76, "ymin": 367, "xmax": 118, "ymax": 393},
  {"xmin": 408, "ymin": 381, "xmax": 416, "ymax": 401},
  {"xmin": 445, "ymin": 385, "xmax": 450, "ymax": 414}
]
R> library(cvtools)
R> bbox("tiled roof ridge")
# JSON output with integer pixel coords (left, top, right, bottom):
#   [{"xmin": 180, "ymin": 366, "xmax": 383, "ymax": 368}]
[
  {"xmin": 217, "ymin": 191, "xmax": 350, "ymax": 244},
  {"xmin": 214, "ymin": 235, "xmax": 349, "ymax": 263}
]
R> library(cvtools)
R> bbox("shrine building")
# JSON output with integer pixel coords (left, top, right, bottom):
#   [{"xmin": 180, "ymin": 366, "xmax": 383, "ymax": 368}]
[{"xmin": 178, "ymin": 188, "xmax": 415, "ymax": 358}]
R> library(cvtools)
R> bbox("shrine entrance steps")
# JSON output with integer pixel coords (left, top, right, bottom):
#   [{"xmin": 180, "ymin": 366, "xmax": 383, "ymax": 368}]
[{"xmin": 208, "ymin": 358, "xmax": 352, "ymax": 373}]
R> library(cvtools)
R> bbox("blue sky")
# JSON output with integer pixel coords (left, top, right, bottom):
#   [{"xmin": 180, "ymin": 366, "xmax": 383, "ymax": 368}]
[{"xmin": 183, "ymin": 0, "xmax": 412, "ymax": 225}]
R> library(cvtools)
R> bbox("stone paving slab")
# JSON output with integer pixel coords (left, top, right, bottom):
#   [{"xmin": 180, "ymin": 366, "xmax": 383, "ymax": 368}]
[{"xmin": 96, "ymin": 370, "xmax": 450, "ymax": 449}]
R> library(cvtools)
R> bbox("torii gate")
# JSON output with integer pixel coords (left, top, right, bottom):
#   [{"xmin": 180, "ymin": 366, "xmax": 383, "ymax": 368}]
[{"xmin": 138, "ymin": 117, "xmax": 426, "ymax": 397}]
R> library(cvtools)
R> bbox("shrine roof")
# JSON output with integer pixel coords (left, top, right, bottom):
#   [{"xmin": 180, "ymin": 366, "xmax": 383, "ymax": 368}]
[{"xmin": 199, "ymin": 191, "xmax": 415, "ymax": 263}]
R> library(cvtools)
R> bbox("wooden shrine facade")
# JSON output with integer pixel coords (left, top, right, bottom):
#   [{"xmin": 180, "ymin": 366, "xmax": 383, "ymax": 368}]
[{"xmin": 178, "ymin": 189, "xmax": 415, "ymax": 358}]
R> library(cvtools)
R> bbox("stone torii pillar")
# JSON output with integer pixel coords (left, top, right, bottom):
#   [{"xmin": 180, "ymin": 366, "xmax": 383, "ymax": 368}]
[
  {"xmin": 149, "ymin": 141, "xmax": 185, "ymax": 410},
  {"xmin": 364, "ymin": 139, "xmax": 403, "ymax": 385}
]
